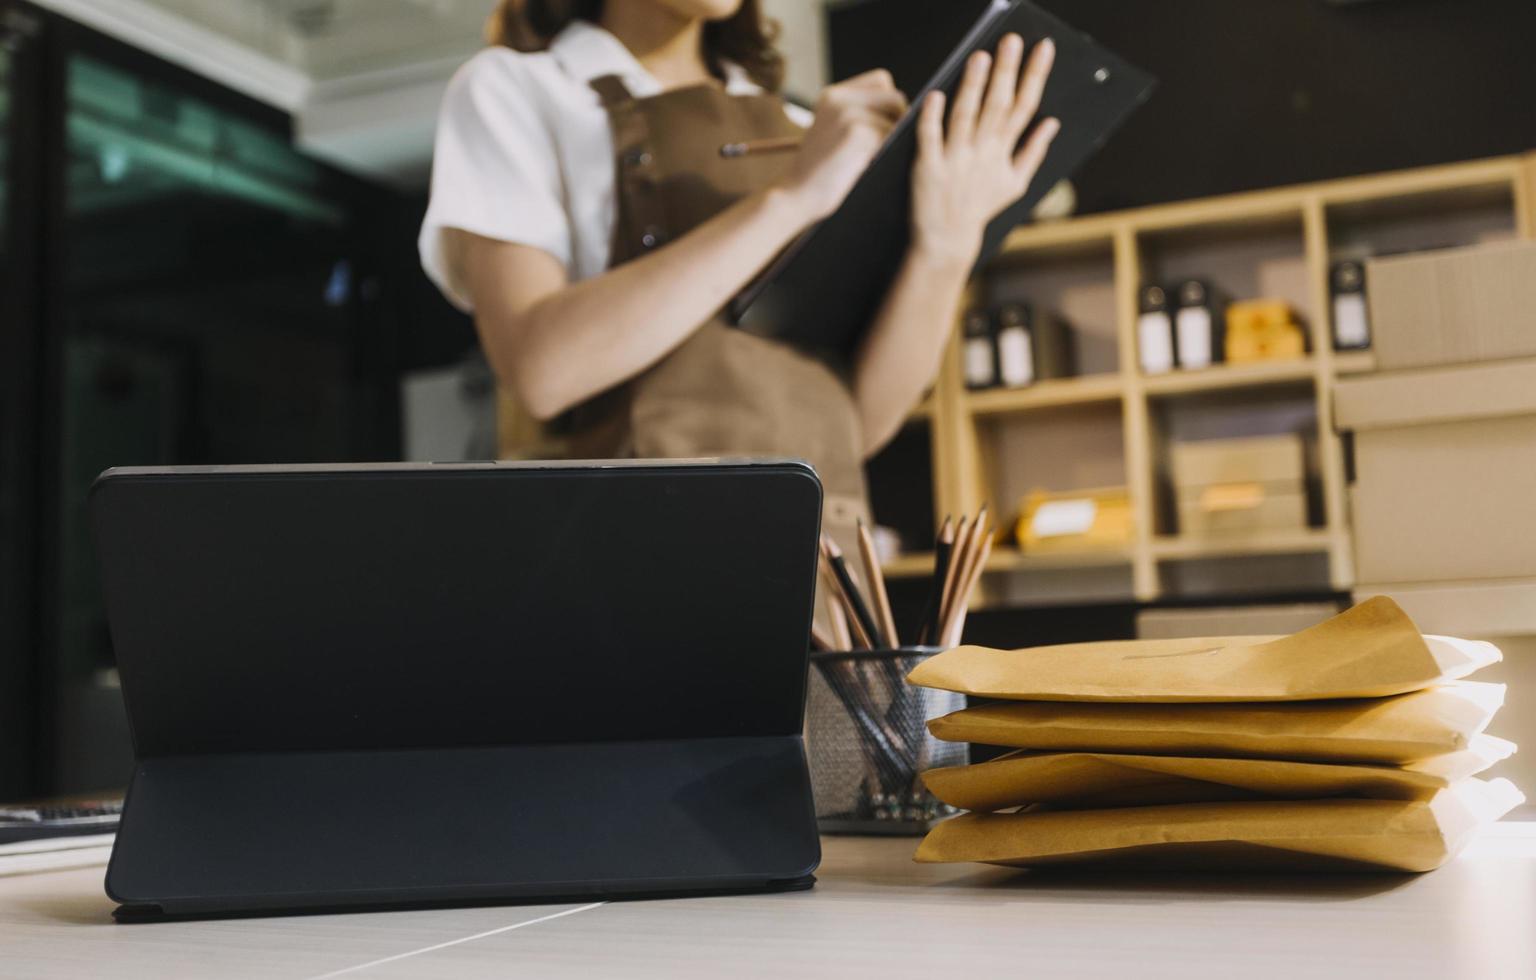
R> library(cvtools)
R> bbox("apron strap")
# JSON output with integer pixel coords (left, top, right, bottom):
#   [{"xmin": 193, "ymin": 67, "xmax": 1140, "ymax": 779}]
[
  {"xmin": 589, "ymin": 74, "xmax": 634, "ymax": 109},
  {"xmin": 592, "ymin": 73, "xmax": 669, "ymax": 259}
]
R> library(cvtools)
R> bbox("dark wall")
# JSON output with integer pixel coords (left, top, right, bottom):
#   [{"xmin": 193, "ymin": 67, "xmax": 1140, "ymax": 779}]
[{"xmin": 828, "ymin": 0, "xmax": 1536, "ymax": 213}]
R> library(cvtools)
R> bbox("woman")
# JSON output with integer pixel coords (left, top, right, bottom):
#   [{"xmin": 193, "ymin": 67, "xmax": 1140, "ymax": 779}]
[{"xmin": 420, "ymin": 0, "xmax": 1057, "ymax": 548}]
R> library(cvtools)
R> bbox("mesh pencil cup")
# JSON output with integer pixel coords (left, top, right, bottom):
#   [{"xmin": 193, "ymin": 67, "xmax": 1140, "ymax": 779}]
[{"xmin": 806, "ymin": 646, "xmax": 964, "ymax": 835}]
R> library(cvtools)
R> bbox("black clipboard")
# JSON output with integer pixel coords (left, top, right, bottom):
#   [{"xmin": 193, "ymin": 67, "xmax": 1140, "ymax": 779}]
[
  {"xmin": 93, "ymin": 459, "xmax": 824, "ymax": 920},
  {"xmin": 730, "ymin": 0, "xmax": 1155, "ymax": 358}
]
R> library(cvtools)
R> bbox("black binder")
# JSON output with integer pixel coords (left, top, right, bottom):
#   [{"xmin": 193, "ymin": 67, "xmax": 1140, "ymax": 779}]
[
  {"xmin": 731, "ymin": 0, "xmax": 1155, "ymax": 358},
  {"xmin": 92, "ymin": 460, "xmax": 824, "ymax": 920}
]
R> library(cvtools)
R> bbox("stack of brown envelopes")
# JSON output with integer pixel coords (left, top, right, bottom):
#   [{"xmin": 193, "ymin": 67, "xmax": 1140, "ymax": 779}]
[{"xmin": 907, "ymin": 597, "xmax": 1523, "ymax": 873}]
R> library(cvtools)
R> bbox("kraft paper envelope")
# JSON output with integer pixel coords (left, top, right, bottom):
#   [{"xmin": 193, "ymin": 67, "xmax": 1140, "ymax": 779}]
[
  {"xmin": 927, "ymin": 682, "xmax": 1505, "ymax": 764},
  {"xmin": 914, "ymin": 778, "xmax": 1525, "ymax": 872},
  {"xmin": 907, "ymin": 597, "xmax": 1500, "ymax": 702},
  {"xmin": 921, "ymin": 736, "xmax": 1518, "ymax": 811}
]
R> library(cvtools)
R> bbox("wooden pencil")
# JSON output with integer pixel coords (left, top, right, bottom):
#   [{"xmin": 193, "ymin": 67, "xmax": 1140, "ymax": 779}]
[
  {"xmin": 937, "ymin": 514, "xmax": 972, "ymax": 632},
  {"xmin": 820, "ymin": 552, "xmax": 872, "ymax": 649},
  {"xmin": 821, "ymin": 535, "xmax": 882, "ymax": 651},
  {"xmin": 856, "ymin": 519, "xmax": 899, "ymax": 649},
  {"xmin": 941, "ymin": 509, "xmax": 991, "ymax": 645},
  {"xmin": 920, "ymin": 516, "xmax": 954, "ymax": 645},
  {"xmin": 822, "ymin": 576, "xmax": 854, "ymax": 651},
  {"xmin": 810, "ymin": 622, "xmax": 836, "ymax": 652},
  {"xmin": 943, "ymin": 531, "xmax": 993, "ymax": 648}
]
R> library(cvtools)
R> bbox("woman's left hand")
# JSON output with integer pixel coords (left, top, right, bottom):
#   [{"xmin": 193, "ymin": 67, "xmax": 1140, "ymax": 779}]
[{"xmin": 910, "ymin": 33, "xmax": 1059, "ymax": 267}]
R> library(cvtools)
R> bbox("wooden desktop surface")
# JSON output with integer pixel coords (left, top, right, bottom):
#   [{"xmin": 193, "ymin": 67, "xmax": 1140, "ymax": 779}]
[{"xmin": 3, "ymin": 826, "xmax": 1535, "ymax": 979}]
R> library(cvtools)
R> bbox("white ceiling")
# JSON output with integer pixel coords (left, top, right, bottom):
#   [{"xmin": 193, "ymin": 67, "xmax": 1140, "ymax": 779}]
[{"xmin": 35, "ymin": 0, "xmax": 831, "ymax": 188}]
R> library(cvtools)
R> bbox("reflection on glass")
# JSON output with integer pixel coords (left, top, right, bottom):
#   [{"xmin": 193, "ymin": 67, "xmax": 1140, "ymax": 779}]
[
  {"xmin": 53, "ymin": 54, "xmax": 396, "ymax": 791},
  {"xmin": 1, "ymin": 48, "xmax": 11, "ymax": 255}
]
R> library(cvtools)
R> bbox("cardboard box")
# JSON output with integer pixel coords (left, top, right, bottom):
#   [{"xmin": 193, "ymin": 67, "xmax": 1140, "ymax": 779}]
[
  {"xmin": 1366, "ymin": 239, "xmax": 1536, "ymax": 371},
  {"xmin": 1354, "ymin": 578, "xmax": 1536, "ymax": 639},
  {"xmin": 1176, "ymin": 486, "xmax": 1305, "ymax": 536},
  {"xmin": 1137, "ymin": 602, "xmax": 1340, "ymax": 640},
  {"xmin": 1171, "ymin": 434, "xmax": 1305, "ymax": 487},
  {"xmin": 1170, "ymin": 434, "xmax": 1306, "ymax": 536},
  {"xmin": 1336, "ymin": 357, "xmax": 1536, "ymax": 583}
]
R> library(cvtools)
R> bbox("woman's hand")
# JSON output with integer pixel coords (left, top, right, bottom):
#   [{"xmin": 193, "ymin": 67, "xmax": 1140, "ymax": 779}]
[
  {"xmin": 776, "ymin": 69, "xmax": 908, "ymax": 223},
  {"xmin": 911, "ymin": 34, "xmax": 1059, "ymax": 267}
]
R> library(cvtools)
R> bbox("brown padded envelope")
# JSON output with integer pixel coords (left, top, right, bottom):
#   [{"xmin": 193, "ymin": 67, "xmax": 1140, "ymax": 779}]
[
  {"xmin": 920, "ymin": 737, "xmax": 1517, "ymax": 811},
  {"xmin": 927, "ymin": 682, "xmax": 1505, "ymax": 765},
  {"xmin": 915, "ymin": 778, "xmax": 1524, "ymax": 872},
  {"xmin": 907, "ymin": 597, "xmax": 1499, "ymax": 702}
]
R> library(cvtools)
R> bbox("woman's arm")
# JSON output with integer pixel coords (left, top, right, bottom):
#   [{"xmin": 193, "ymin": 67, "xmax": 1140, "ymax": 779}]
[
  {"xmin": 853, "ymin": 35, "xmax": 1059, "ymax": 454},
  {"xmin": 455, "ymin": 71, "xmax": 907, "ymax": 421}
]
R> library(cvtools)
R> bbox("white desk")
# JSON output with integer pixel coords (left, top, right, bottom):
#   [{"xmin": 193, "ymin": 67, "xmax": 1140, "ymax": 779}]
[{"xmin": 3, "ymin": 825, "xmax": 1535, "ymax": 980}]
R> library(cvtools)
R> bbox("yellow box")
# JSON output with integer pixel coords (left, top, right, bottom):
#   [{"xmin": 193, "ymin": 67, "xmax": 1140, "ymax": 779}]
[
  {"xmin": 1017, "ymin": 487, "xmax": 1133, "ymax": 554},
  {"xmin": 1224, "ymin": 300, "xmax": 1307, "ymax": 363}
]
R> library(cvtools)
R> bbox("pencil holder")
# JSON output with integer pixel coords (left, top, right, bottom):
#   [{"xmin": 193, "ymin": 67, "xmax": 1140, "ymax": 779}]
[{"xmin": 806, "ymin": 646, "xmax": 965, "ymax": 835}]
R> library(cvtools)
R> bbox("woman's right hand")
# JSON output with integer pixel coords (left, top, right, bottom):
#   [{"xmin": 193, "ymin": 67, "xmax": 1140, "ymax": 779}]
[{"xmin": 776, "ymin": 70, "xmax": 909, "ymax": 224}]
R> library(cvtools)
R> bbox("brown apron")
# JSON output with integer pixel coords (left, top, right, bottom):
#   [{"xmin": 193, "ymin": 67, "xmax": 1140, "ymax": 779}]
[{"xmin": 568, "ymin": 73, "xmax": 871, "ymax": 548}]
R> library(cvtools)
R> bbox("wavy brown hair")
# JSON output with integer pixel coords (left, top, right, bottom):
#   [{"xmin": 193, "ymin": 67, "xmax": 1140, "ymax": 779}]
[{"xmin": 486, "ymin": 0, "xmax": 784, "ymax": 92}]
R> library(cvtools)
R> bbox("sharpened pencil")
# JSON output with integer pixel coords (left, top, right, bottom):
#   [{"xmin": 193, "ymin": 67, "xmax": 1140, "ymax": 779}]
[
  {"xmin": 937, "ymin": 515, "xmax": 971, "ymax": 634},
  {"xmin": 821, "ymin": 551, "xmax": 873, "ymax": 649},
  {"xmin": 920, "ymin": 516, "xmax": 954, "ymax": 645},
  {"xmin": 856, "ymin": 519, "xmax": 899, "ymax": 648},
  {"xmin": 822, "ymin": 535, "xmax": 882, "ymax": 652}
]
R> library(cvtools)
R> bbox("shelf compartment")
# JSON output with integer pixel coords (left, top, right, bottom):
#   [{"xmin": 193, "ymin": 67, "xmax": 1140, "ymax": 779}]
[
  {"xmin": 1330, "ymin": 350, "xmax": 1377, "ymax": 375},
  {"xmin": 983, "ymin": 235, "xmax": 1120, "ymax": 376},
  {"xmin": 1150, "ymin": 527, "xmax": 1333, "ymax": 561},
  {"xmin": 1326, "ymin": 182, "xmax": 1518, "ymax": 262},
  {"xmin": 966, "ymin": 374, "xmax": 1122, "ymax": 416},
  {"xmin": 1143, "ymin": 359, "xmax": 1316, "ymax": 397},
  {"xmin": 883, "ymin": 545, "xmax": 1131, "ymax": 580},
  {"xmin": 995, "ymin": 221, "xmax": 1118, "ymax": 262}
]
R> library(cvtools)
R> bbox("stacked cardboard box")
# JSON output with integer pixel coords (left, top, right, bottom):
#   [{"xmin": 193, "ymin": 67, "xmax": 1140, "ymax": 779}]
[
  {"xmin": 1343, "ymin": 240, "xmax": 1536, "ymax": 587},
  {"xmin": 1341, "ymin": 240, "xmax": 1536, "ymax": 790},
  {"xmin": 906, "ymin": 598, "xmax": 1523, "ymax": 872},
  {"xmin": 1170, "ymin": 434, "xmax": 1307, "ymax": 537}
]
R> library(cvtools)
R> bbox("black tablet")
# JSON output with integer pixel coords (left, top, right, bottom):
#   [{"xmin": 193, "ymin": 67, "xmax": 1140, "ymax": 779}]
[
  {"xmin": 731, "ymin": 0, "xmax": 1155, "ymax": 358},
  {"xmin": 94, "ymin": 459, "xmax": 824, "ymax": 919}
]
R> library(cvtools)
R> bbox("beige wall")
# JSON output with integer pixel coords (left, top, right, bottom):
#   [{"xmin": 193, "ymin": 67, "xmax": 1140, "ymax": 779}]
[
  {"xmin": 1477, "ymin": 636, "xmax": 1536, "ymax": 795},
  {"xmin": 763, "ymin": 0, "xmax": 830, "ymax": 102}
]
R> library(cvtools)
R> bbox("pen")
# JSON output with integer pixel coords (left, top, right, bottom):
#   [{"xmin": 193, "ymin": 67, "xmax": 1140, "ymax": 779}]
[{"xmin": 719, "ymin": 136, "xmax": 802, "ymax": 158}]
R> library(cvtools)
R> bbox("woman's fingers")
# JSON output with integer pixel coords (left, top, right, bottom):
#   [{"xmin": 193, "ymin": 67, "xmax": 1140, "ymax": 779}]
[
  {"xmin": 917, "ymin": 90, "xmax": 946, "ymax": 163},
  {"xmin": 834, "ymin": 84, "xmax": 908, "ymax": 122},
  {"xmin": 840, "ymin": 67, "xmax": 897, "ymax": 91},
  {"xmin": 978, "ymin": 34, "xmax": 1025, "ymax": 138},
  {"xmin": 1007, "ymin": 37, "xmax": 1055, "ymax": 141},
  {"xmin": 947, "ymin": 50, "xmax": 991, "ymax": 147},
  {"xmin": 1012, "ymin": 116, "xmax": 1061, "ymax": 188}
]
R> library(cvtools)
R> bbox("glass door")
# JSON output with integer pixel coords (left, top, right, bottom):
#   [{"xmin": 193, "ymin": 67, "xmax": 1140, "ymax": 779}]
[
  {"xmin": 0, "ymin": 2, "xmax": 45, "ymax": 801},
  {"xmin": 48, "ymin": 41, "xmax": 403, "ymax": 793}
]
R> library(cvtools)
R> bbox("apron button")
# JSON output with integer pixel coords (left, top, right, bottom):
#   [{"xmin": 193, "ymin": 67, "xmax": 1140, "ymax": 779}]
[
  {"xmin": 641, "ymin": 227, "xmax": 663, "ymax": 249},
  {"xmin": 625, "ymin": 149, "xmax": 653, "ymax": 167}
]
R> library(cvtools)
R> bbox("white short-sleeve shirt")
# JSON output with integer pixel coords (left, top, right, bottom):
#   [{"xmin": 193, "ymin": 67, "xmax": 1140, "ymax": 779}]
[{"xmin": 419, "ymin": 21, "xmax": 811, "ymax": 312}]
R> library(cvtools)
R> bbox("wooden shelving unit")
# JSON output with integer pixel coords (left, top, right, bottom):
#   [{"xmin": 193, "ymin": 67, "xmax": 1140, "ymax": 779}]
[
  {"xmin": 492, "ymin": 153, "xmax": 1536, "ymax": 607},
  {"xmin": 897, "ymin": 153, "xmax": 1536, "ymax": 605}
]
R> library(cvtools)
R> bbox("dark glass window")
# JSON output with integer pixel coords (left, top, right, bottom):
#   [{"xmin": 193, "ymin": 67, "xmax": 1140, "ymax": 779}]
[{"xmin": 49, "ymin": 49, "xmax": 403, "ymax": 792}]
